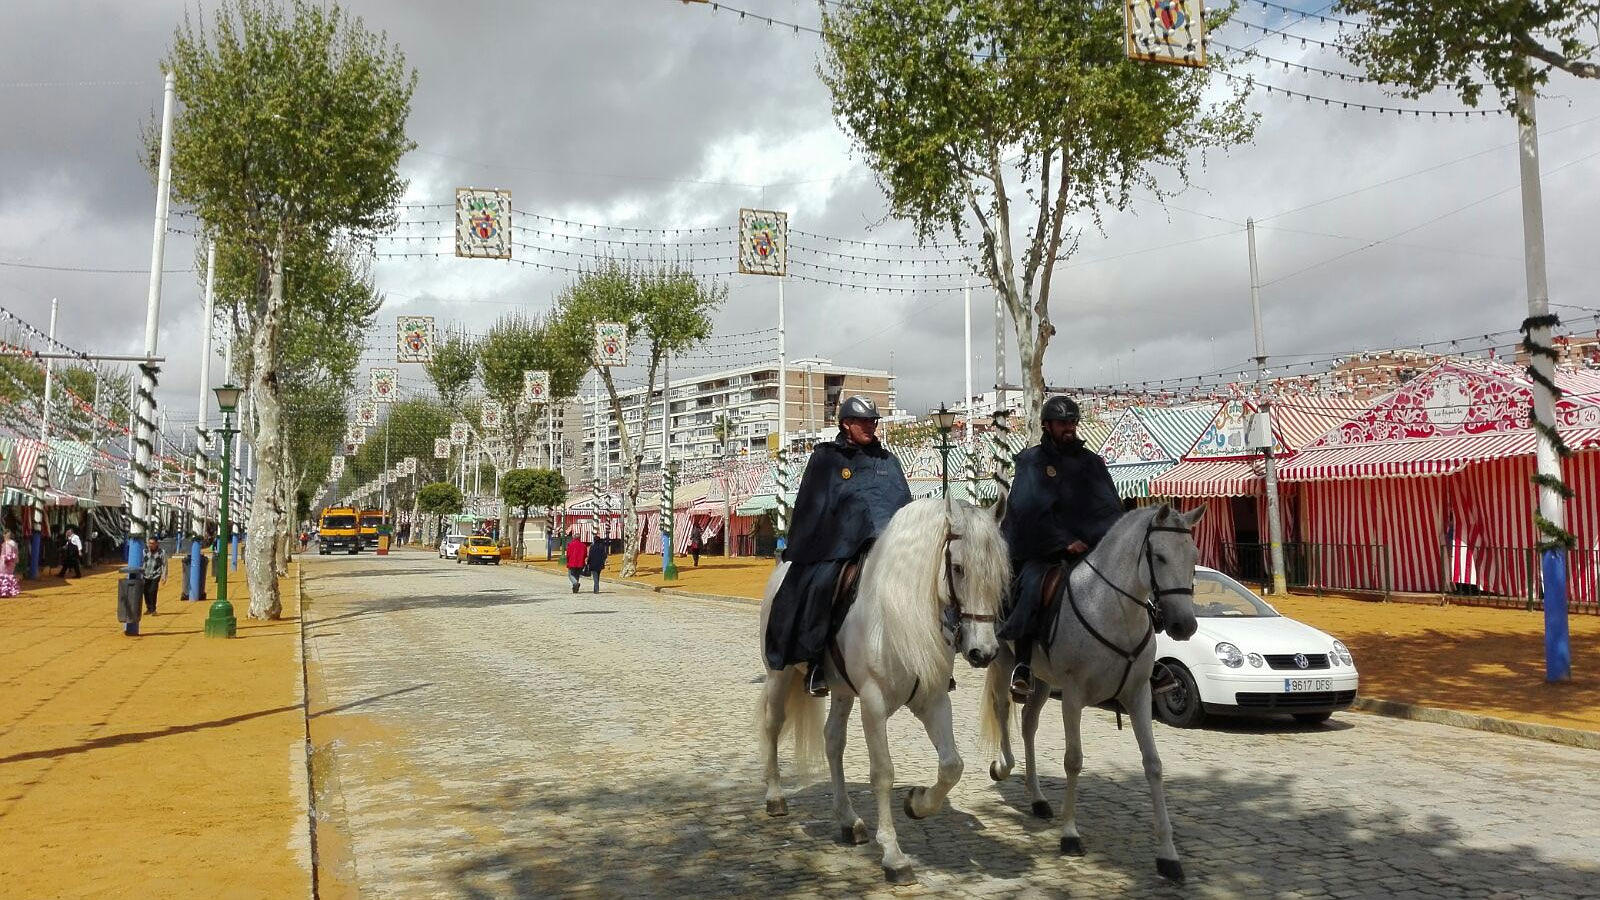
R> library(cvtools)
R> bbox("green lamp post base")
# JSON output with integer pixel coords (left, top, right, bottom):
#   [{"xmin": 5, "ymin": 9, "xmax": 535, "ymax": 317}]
[
  {"xmin": 204, "ymin": 598, "xmax": 237, "ymax": 638},
  {"xmin": 662, "ymin": 562, "xmax": 678, "ymax": 581}
]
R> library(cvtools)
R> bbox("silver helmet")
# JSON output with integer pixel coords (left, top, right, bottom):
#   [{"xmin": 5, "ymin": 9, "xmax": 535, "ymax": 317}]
[{"xmin": 838, "ymin": 395, "xmax": 882, "ymax": 421}]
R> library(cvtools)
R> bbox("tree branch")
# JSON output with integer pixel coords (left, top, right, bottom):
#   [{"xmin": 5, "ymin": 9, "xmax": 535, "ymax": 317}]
[{"xmin": 1514, "ymin": 31, "xmax": 1600, "ymax": 79}]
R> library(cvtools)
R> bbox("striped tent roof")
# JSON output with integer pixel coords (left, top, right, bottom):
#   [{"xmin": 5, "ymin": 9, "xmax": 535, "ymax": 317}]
[
  {"xmin": 1140, "ymin": 404, "xmax": 1221, "ymax": 459},
  {"xmin": 1150, "ymin": 459, "xmax": 1266, "ymax": 498},
  {"xmin": 1151, "ymin": 396, "xmax": 1363, "ymax": 498},
  {"xmin": 1108, "ymin": 461, "xmax": 1174, "ymax": 499}
]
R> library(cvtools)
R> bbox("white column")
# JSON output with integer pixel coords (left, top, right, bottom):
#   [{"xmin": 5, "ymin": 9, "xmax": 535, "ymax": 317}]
[{"xmin": 131, "ymin": 70, "xmax": 177, "ymax": 558}]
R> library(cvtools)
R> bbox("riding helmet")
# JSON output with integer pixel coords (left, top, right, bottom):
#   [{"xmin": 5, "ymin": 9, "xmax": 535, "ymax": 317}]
[
  {"xmin": 838, "ymin": 395, "xmax": 882, "ymax": 421},
  {"xmin": 1041, "ymin": 395, "xmax": 1080, "ymax": 423}
]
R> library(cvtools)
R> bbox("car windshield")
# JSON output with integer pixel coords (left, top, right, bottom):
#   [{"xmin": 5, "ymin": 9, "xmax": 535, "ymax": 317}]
[
  {"xmin": 361, "ymin": 516, "xmax": 383, "ymax": 527},
  {"xmin": 468, "ymin": 537, "xmax": 495, "ymax": 547},
  {"xmin": 322, "ymin": 515, "xmax": 356, "ymax": 529},
  {"xmin": 1192, "ymin": 572, "xmax": 1278, "ymax": 618},
  {"xmin": 444, "ymin": 535, "xmax": 467, "ymax": 543}
]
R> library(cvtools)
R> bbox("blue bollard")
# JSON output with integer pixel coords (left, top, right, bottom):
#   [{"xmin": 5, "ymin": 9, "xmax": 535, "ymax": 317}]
[
  {"xmin": 188, "ymin": 539, "xmax": 203, "ymax": 602},
  {"xmin": 1541, "ymin": 548, "xmax": 1572, "ymax": 683},
  {"xmin": 128, "ymin": 538, "xmax": 144, "ymax": 570},
  {"xmin": 230, "ymin": 533, "xmax": 239, "ymax": 570}
]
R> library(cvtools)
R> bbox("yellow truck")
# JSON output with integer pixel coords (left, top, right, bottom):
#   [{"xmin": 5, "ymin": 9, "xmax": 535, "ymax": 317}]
[
  {"xmin": 318, "ymin": 506, "xmax": 362, "ymax": 555},
  {"xmin": 359, "ymin": 509, "xmax": 388, "ymax": 549}
]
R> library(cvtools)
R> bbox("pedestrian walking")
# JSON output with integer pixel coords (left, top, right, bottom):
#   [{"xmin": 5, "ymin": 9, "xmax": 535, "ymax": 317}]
[
  {"xmin": 565, "ymin": 534, "xmax": 588, "ymax": 594},
  {"xmin": 57, "ymin": 526, "xmax": 83, "ymax": 579},
  {"xmin": 586, "ymin": 534, "xmax": 608, "ymax": 594},
  {"xmin": 141, "ymin": 538, "xmax": 166, "ymax": 614},
  {"xmin": 0, "ymin": 529, "xmax": 20, "ymax": 598},
  {"xmin": 688, "ymin": 535, "xmax": 702, "ymax": 568}
]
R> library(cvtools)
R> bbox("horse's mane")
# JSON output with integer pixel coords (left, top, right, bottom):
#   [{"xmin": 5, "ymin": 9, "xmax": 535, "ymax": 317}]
[{"xmin": 858, "ymin": 498, "xmax": 1010, "ymax": 692}]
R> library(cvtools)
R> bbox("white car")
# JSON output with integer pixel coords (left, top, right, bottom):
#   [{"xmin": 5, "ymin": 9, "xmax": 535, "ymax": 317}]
[
  {"xmin": 438, "ymin": 534, "xmax": 468, "ymax": 560},
  {"xmin": 1152, "ymin": 567, "xmax": 1358, "ymax": 727}
]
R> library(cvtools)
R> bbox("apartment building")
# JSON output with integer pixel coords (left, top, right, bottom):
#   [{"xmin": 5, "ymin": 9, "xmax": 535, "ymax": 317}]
[{"xmin": 578, "ymin": 357, "xmax": 895, "ymax": 482}]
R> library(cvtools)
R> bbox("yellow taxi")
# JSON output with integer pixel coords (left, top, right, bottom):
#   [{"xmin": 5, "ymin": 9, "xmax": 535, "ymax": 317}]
[{"xmin": 457, "ymin": 536, "xmax": 503, "ymax": 566}]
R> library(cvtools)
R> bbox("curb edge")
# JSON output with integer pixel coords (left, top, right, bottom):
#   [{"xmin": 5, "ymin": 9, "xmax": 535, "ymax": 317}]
[{"xmin": 1352, "ymin": 696, "xmax": 1600, "ymax": 751}]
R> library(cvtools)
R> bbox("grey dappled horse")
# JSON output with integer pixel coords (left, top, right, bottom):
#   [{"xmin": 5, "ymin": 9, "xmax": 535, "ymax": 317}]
[
  {"xmin": 759, "ymin": 498, "xmax": 1011, "ymax": 884},
  {"xmin": 982, "ymin": 504, "xmax": 1204, "ymax": 883}
]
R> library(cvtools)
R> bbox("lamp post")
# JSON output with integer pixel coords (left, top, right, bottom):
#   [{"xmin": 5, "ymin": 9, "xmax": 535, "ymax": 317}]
[
  {"xmin": 205, "ymin": 384, "xmax": 242, "ymax": 639},
  {"xmin": 930, "ymin": 404, "xmax": 959, "ymax": 499}
]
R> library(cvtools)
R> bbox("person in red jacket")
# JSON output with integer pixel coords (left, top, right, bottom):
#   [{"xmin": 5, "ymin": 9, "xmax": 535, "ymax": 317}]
[{"xmin": 564, "ymin": 535, "xmax": 588, "ymax": 594}]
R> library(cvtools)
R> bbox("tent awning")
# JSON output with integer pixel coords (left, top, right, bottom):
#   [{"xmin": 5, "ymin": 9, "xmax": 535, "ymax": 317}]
[
  {"xmin": 1149, "ymin": 459, "xmax": 1264, "ymax": 498},
  {"xmin": 736, "ymin": 491, "xmax": 795, "ymax": 517},
  {"xmin": 1107, "ymin": 462, "xmax": 1173, "ymax": 499},
  {"xmin": 1278, "ymin": 433, "xmax": 1536, "ymax": 482}
]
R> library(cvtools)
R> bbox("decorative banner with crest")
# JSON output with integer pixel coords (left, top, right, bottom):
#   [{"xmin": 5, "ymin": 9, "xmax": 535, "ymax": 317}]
[
  {"xmin": 455, "ymin": 188, "xmax": 512, "ymax": 259},
  {"xmin": 523, "ymin": 370, "xmax": 550, "ymax": 404},
  {"xmin": 397, "ymin": 315, "xmax": 435, "ymax": 363},
  {"xmin": 481, "ymin": 399, "xmax": 504, "ymax": 430},
  {"xmin": 594, "ymin": 322, "xmax": 627, "ymax": 367},
  {"xmin": 343, "ymin": 441, "xmax": 360, "ymax": 456},
  {"xmin": 355, "ymin": 400, "xmax": 379, "ymax": 428},
  {"xmin": 739, "ymin": 208, "xmax": 788, "ymax": 276},
  {"xmin": 401, "ymin": 456, "xmax": 417, "ymax": 476},
  {"xmin": 450, "ymin": 422, "xmax": 470, "ymax": 445},
  {"xmin": 434, "ymin": 437, "xmax": 452, "ymax": 459},
  {"xmin": 1125, "ymin": 0, "xmax": 1207, "ymax": 67},
  {"xmin": 370, "ymin": 367, "xmax": 399, "ymax": 403},
  {"xmin": 330, "ymin": 456, "xmax": 345, "ymax": 479},
  {"xmin": 345, "ymin": 423, "xmax": 366, "ymax": 444}
]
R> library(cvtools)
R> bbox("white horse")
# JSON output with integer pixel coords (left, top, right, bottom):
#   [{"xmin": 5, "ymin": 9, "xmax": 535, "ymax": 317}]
[
  {"xmin": 982, "ymin": 504, "xmax": 1204, "ymax": 883},
  {"xmin": 759, "ymin": 497, "xmax": 1012, "ymax": 884}
]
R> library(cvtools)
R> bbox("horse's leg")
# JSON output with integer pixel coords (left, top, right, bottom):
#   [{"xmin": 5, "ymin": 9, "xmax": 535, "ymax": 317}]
[
  {"xmin": 859, "ymin": 684, "xmax": 914, "ymax": 884},
  {"xmin": 1020, "ymin": 683, "xmax": 1053, "ymax": 819},
  {"xmin": 1058, "ymin": 694, "xmax": 1086, "ymax": 856},
  {"xmin": 826, "ymin": 695, "xmax": 867, "ymax": 844},
  {"xmin": 761, "ymin": 667, "xmax": 791, "ymax": 816},
  {"xmin": 985, "ymin": 651, "xmax": 1017, "ymax": 782},
  {"xmin": 905, "ymin": 691, "xmax": 960, "ymax": 820},
  {"xmin": 1127, "ymin": 680, "xmax": 1184, "ymax": 883}
]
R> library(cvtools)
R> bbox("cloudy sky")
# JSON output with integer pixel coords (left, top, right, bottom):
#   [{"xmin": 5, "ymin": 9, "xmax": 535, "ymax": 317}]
[{"xmin": 4, "ymin": 0, "xmax": 1599, "ymax": 437}]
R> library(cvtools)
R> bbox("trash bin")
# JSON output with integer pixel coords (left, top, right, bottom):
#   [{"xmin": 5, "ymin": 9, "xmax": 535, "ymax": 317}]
[
  {"xmin": 179, "ymin": 552, "xmax": 208, "ymax": 602},
  {"xmin": 117, "ymin": 567, "xmax": 144, "ymax": 637}
]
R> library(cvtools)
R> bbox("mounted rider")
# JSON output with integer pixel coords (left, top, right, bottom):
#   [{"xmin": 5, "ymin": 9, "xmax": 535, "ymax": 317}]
[
  {"xmin": 998, "ymin": 395, "xmax": 1125, "ymax": 700},
  {"xmin": 763, "ymin": 395, "xmax": 912, "ymax": 697}
]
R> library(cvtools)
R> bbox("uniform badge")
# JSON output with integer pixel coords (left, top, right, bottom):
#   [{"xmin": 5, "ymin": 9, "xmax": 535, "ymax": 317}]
[
  {"xmin": 1046, "ymin": 465, "xmax": 1057, "ymax": 478},
  {"xmin": 841, "ymin": 467, "xmax": 853, "ymax": 480}
]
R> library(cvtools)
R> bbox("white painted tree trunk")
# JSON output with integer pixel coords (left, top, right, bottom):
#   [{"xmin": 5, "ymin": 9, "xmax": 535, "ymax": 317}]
[{"xmin": 245, "ymin": 240, "xmax": 287, "ymax": 619}]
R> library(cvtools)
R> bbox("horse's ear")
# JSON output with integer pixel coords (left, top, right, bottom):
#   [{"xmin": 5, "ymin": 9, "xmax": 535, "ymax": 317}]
[
  {"xmin": 991, "ymin": 487, "xmax": 1008, "ymax": 524},
  {"xmin": 1153, "ymin": 503, "xmax": 1173, "ymax": 524},
  {"xmin": 1179, "ymin": 503, "xmax": 1207, "ymax": 528}
]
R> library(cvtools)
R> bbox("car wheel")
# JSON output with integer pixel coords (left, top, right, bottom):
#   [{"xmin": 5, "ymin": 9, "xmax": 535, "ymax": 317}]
[
  {"xmin": 1292, "ymin": 711, "xmax": 1333, "ymax": 725},
  {"xmin": 1152, "ymin": 662, "xmax": 1205, "ymax": 728}
]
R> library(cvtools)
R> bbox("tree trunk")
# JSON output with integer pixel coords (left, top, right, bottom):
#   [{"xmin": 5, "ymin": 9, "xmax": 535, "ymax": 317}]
[
  {"xmin": 245, "ymin": 238, "xmax": 287, "ymax": 619},
  {"xmin": 408, "ymin": 491, "xmax": 421, "ymax": 546}
]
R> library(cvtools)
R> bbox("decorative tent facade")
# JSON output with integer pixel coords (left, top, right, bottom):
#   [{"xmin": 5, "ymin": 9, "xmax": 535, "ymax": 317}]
[{"xmin": 1097, "ymin": 403, "xmax": 1218, "ymax": 499}]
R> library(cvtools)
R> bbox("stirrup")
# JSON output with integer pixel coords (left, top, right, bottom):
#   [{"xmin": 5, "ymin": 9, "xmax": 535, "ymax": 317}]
[
  {"xmin": 1009, "ymin": 664, "xmax": 1033, "ymax": 702},
  {"xmin": 806, "ymin": 666, "xmax": 829, "ymax": 698}
]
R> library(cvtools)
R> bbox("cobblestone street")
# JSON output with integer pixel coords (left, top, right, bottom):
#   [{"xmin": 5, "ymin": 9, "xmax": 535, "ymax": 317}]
[{"xmin": 303, "ymin": 551, "xmax": 1599, "ymax": 899}]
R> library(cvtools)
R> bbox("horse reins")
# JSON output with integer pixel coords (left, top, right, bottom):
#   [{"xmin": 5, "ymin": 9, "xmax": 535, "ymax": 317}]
[{"xmin": 1063, "ymin": 518, "xmax": 1193, "ymax": 703}]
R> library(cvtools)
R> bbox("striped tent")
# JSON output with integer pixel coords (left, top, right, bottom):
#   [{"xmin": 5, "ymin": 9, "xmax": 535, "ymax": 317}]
[{"xmin": 1098, "ymin": 403, "xmax": 1219, "ymax": 499}]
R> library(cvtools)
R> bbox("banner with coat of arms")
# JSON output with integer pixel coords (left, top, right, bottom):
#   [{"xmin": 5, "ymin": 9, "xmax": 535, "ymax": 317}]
[
  {"xmin": 481, "ymin": 399, "xmax": 504, "ymax": 430},
  {"xmin": 739, "ymin": 208, "xmax": 788, "ymax": 276},
  {"xmin": 455, "ymin": 188, "xmax": 512, "ymax": 259},
  {"xmin": 397, "ymin": 315, "xmax": 436, "ymax": 363},
  {"xmin": 1125, "ymin": 0, "xmax": 1207, "ymax": 67},
  {"xmin": 450, "ymin": 422, "xmax": 470, "ymax": 445},
  {"xmin": 355, "ymin": 400, "xmax": 378, "ymax": 428},
  {"xmin": 345, "ymin": 423, "xmax": 366, "ymax": 444},
  {"xmin": 330, "ymin": 456, "xmax": 345, "ymax": 478},
  {"xmin": 523, "ymin": 370, "xmax": 550, "ymax": 404},
  {"xmin": 434, "ymin": 437, "xmax": 452, "ymax": 459},
  {"xmin": 401, "ymin": 456, "xmax": 417, "ymax": 475},
  {"xmin": 370, "ymin": 367, "xmax": 399, "ymax": 403},
  {"xmin": 595, "ymin": 322, "xmax": 627, "ymax": 367}
]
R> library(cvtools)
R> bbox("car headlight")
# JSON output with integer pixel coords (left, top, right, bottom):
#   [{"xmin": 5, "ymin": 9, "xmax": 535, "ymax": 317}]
[
  {"xmin": 1246, "ymin": 652, "xmax": 1265, "ymax": 668},
  {"xmin": 1332, "ymin": 640, "xmax": 1353, "ymax": 667},
  {"xmin": 1214, "ymin": 642, "xmax": 1244, "ymax": 668}
]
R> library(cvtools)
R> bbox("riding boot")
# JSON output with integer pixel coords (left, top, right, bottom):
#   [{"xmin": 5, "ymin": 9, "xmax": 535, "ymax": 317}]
[
  {"xmin": 1009, "ymin": 640, "xmax": 1034, "ymax": 702},
  {"xmin": 806, "ymin": 661, "xmax": 829, "ymax": 698}
]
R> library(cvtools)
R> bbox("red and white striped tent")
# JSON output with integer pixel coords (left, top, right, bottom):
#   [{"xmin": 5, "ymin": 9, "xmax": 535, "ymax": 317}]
[
  {"xmin": 1148, "ymin": 396, "xmax": 1367, "ymax": 568},
  {"xmin": 1279, "ymin": 359, "xmax": 1600, "ymax": 602}
]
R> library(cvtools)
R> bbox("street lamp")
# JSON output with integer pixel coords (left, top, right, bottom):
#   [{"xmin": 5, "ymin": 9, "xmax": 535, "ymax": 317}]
[
  {"xmin": 930, "ymin": 403, "xmax": 959, "ymax": 498},
  {"xmin": 205, "ymin": 383, "xmax": 242, "ymax": 639}
]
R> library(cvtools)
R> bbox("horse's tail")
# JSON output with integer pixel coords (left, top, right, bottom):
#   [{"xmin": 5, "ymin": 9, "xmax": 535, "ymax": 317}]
[
  {"xmin": 781, "ymin": 668, "xmax": 824, "ymax": 774},
  {"xmin": 979, "ymin": 661, "xmax": 1014, "ymax": 763}
]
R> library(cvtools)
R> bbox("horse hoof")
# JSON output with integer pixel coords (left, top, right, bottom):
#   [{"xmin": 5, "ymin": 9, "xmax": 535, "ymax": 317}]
[
  {"xmin": 1156, "ymin": 857, "xmax": 1185, "ymax": 883},
  {"xmin": 903, "ymin": 787, "xmax": 930, "ymax": 820},
  {"xmin": 1059, "ymin": 835, "xmax": 1085, "ymax": 856},
  {"xmin": 883, "ymin": 864, "xmax": 916, "ymax": 885},
  {"xmin": 989, "ymin": 761, "xmax": 1008, "ymax": 782},
  {"xmin": 765, "ymin": 798, "xmax": 788, "ymax": 817},
  {"xmin": 1031, "ymin": 800, "xmax": 1054, "ymax": 820},
  {"xmin": 838, "ymin": 820, "xmax": 869, "ymax": 845}
]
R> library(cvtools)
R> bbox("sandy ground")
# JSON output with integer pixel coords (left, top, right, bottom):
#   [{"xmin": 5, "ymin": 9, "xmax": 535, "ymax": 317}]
[
  {"xmin": 523, "ymin": 552, "xmax": 1600, "ymax": 733},
  {"xmin": 0, "ymin": 557, "xmax": 309, "ymax": 899}
]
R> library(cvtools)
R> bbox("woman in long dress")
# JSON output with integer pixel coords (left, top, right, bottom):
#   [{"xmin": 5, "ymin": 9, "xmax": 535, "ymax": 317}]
[{"xmin": 0, "ymin": 529, "xmax": 21, "ymax": 598}]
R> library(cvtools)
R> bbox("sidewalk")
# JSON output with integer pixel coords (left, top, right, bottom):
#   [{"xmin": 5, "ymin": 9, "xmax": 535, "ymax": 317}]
[
  {"xmin": 0, "ymin": 558, "xmax": 310, "ymax": 899},
  {"xmin": 522, "ymin": 553, "xmax": 1600, "ymax": 735}
]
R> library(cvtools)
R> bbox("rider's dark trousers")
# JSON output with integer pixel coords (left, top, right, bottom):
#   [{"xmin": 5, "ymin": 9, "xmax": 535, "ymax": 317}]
[{"xmin": 764, "ymin": 558, "xmax": 848, "ymax": 672}]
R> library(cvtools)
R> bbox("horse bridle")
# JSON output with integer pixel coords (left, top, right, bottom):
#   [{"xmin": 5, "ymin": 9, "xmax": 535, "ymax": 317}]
[
  {"xmin": 1066, "ymin": 517, "xmax": 1194, "ymax": 702},
  {"xmin": 941, "ymin": 531, "xmax": 994, "ymax": 646}
]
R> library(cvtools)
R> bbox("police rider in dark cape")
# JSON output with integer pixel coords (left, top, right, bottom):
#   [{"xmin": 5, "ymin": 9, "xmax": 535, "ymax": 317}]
[
  {"xmin": 999, "ymin": 395, "xmax": 1126, "ymax": 700},
  {"xmin": 764, "ymin": 396, "xmax": 913, "ymax": 697}
]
